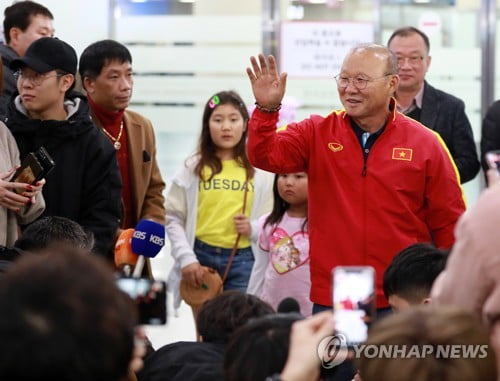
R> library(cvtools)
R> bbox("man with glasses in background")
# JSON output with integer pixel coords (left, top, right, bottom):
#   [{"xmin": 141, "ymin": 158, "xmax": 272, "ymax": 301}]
[
  {"xmin": 388, "ymin": 26, "xmax": 479, "ymax": 183},
  {"xmin": 2, "ymin": 37, "xmax": 122, "ymax": 258},
  {"xmin": 0, "ymin": 1, "xmax": 55, "ymax": 110},
  {"xmin": 246, "ymin": 44, "xmax": 465, "ymax": 323}
]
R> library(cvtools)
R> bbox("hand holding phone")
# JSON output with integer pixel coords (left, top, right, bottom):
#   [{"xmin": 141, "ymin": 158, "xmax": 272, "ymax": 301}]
[
  {"xmin": 10, "ymin": 147, "xmax": 55, "ymax": 188},
  {"xmin": 0, "ymin": 168, "xmax": 35, "ymax": 211}
]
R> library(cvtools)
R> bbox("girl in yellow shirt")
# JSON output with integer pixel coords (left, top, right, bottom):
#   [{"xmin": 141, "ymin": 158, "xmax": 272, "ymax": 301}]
[{"xmin": 166, "ymin": 91, "xmax": 273, "ymax": 309}]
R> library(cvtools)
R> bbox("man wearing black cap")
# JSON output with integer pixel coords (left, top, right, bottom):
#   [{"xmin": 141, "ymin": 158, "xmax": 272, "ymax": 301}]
[{"xmin": 1, "ymin": 37, "xmax": 122, "ymax": 258}]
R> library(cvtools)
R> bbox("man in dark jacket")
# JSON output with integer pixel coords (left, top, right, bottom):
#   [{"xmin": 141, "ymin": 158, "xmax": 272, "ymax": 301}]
[
  {"xmin": 480, "ymin": 100, "xmax": 500, "ymax": 173},
  {"xmin": 388, "ymin": 26, "xmax": 480, "ymax": 183},
  {"xmin": 0, "ymin": 1, "xmax": 54, "ymax": 109},
  {"xmin": 2, "ymin": 36, "xmax": 122, "ymax": 258}
]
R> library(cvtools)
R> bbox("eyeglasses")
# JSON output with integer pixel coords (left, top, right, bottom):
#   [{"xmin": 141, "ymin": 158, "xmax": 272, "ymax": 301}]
[
  {"xmin": 13, "ymin": 70, "xmax": 64, "ymax": 86},
  {"xmin": 334, "ymin": 74, "xmax": 394, "ymax": 90},
  {"xmin": 396, "ymin": 55, "xmax": 424, "ymax": 67}
]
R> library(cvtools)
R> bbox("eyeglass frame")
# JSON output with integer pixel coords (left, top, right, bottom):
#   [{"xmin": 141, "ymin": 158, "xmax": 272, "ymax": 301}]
[
  {"xmin": 13, "ymin": 69, "xmax": 66, "ymax": 87},
  {"xmin": 334, "ymin": 73, "xmax": 396, "ymax": 90},
  {"xmin": 395, "ymin": 55, "xmax": 425, "ymax": 67}
]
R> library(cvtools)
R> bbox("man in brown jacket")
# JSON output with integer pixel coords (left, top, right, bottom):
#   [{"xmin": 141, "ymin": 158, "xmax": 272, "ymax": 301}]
[{"xmin": 79, "ymin": 40, "xmax": 166, "ymax": 271}]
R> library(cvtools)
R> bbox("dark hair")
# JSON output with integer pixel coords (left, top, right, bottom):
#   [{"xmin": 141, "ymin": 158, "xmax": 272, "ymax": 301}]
[
  {"xmin": 357, "ymin": 305, "xmax": 497, "ymax": 381},
  {"xmin": 383, "ymin": 243, "xmax": 448, "ymax": 303},
  {"xmin": 79, "ymin": 39, "xmax": 132, "ymax": 83},
  {"xmin": 15, "ymin": 216, "xmax": 94, "ymax": 253},
  {"xmin": 224, "ymin": 313, "xmax": 303, "ymax": 381},
  {"xmin": 0, "ymin": 252, "xmax": 137, "ymax": 381},
  {"xmin": 193, "ymin": 90, "xmax": 254, "ymax": 181},
  {"xmin": 3, "ymin": 1, "xmax": 53, "ymax": 44},
  {"xmin": 264, "ymin": 174, "xmax": 308, "ymax": 232},
  {"xmin": 196, "ymin": 290, "xmax": 274, "ymax": 344},
  {"xmin": 387, "ymin": 26, "xmax": 430, "ymax": 53}
]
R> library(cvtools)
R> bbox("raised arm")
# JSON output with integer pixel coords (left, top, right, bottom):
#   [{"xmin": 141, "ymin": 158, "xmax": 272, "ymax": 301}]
[{"xmin": 247, "ymin": 54, "xmax": 287, "ymax": 109}]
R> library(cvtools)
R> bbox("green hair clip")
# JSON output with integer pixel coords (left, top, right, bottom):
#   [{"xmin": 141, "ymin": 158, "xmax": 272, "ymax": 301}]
[{"xmin": 208, "ymin": 95, "xmax": 220, "ymax": 109}]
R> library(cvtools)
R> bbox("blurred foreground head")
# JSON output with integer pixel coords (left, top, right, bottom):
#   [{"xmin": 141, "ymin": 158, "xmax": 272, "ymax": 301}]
[
  {"xmin": 15, "ymin": 216, "xmax": 94, "ymax": 255},
  {"xmin": 358, "ymin": 305, "xmax": 497, "ymax": 381},
  {"xmin": 0, "ymin": 251, "xmax": 137, "ymax": 381}
]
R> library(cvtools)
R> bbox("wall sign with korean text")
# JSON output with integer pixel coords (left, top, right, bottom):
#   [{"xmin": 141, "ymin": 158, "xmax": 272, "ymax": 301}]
[{"xmin": 280, "ymin": 22, "xmax": 374, "ymax": 78}]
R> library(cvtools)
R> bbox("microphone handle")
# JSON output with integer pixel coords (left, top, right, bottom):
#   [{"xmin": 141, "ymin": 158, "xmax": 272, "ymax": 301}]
[{"xmin": 132, "ymin": 255, "xmax": 145, "ymax": 278}]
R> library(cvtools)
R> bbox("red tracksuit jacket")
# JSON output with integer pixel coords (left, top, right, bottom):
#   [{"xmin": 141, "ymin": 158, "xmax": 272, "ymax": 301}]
[{"xmin": 247, "ymin": 100, "xmax": 466, "ymax": 308}]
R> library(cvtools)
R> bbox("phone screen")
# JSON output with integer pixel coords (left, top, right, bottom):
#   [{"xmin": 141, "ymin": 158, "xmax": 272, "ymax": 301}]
[
  {"xmin": 10, "ymin": 153, "xmax": 44, "ymax": 185},
  {"xmin": 116, "ymin": 277, "xmax": 167, "ymax": 325},
  {"xmin": 332, "ymin": 266, "xmax": 375, "ymax": 346}
]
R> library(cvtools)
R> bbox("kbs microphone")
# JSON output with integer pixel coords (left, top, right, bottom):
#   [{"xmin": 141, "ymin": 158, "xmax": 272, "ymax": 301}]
[
  {"xmin": 114, "ymin": 228, "xmax": 136, "ymax": 277},
  {"xmin": 277, "ymin": 297, "xmax": 301, "ymax": 314},
  {"xmin": 131, "ymin": 219, "xmax": 165, "ymax": 277}
]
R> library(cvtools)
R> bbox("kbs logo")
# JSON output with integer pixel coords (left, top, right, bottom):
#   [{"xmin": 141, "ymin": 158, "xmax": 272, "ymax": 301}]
[
  {"xmin": 149, "ymin": 234, "xmax": 164, "ymax": 246},
  {"xmin": 133, "ymin": 231, "xmax": 146, "ymax": 240}
]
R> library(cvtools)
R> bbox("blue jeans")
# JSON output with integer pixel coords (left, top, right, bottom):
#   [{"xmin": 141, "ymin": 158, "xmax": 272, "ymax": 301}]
[{"xmin": 194, "ymin": 239, "xmax": 254, "ymax": 292}]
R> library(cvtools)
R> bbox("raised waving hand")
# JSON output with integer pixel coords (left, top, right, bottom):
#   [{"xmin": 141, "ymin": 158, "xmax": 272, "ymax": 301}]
[{"xmin": 247, "ymin": 54, "xmax": 287, "ymax": 110}]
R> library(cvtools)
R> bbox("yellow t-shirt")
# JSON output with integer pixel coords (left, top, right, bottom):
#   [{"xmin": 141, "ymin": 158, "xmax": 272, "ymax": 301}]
[{"xmin": 196, "ymin": 160, "xmax": 254, "ymax": 248}]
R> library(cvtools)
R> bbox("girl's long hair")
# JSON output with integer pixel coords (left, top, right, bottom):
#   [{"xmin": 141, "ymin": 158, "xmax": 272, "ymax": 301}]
[
  {"xmin": 193, "ymin": 90, "xmax": 254, "ymax": 181},
  {"xmin": 264, "ymin": 175, "xmax": 308, "ymax": 232}
]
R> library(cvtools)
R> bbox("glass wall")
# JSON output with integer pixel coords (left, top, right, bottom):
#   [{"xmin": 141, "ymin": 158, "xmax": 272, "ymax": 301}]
[
  {"xmin": 276, "ymin": 0, "xmax": 483, "ymax": 204},
  {"xmin": 277, "ymin": 0, "xmax": 377, "ymax": 122},
  {"xmin": 14, "ymin": 0, "xmax": 492, "ymax": 203},
  {"xmin": 113, "ymin": 1, "xmax": 263, "ymax": 180},
  {"xmin": 380, "ymin": 0, "xmax": 482, "ymax": 203}
]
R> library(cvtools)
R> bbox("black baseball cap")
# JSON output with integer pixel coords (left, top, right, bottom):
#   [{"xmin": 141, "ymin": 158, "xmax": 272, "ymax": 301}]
[{"xmin": 10, "ymin": 37, "xmax": 77, "ymax": 75}]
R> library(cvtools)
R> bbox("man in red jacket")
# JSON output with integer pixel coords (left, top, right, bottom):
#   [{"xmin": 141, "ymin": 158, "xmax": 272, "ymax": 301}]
[{"xmin": 246, "ymin": 44, "xmax": 465, "ymax": 315}]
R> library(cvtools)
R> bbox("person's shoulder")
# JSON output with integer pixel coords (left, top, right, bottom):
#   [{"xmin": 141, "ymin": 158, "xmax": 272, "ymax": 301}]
[
  {"xmin": 124, "ymin": 108, "xmax": 152, "ymax": 126},
  {"xmin": 0, "ymin": 44, "xmax": 17, "ymax": 63},
  {"xmin": 485, "ymin": 100, "xmax": 500, "ymax": 119},
  {"xmin": 312, "ymin": 108, "xmax": 345, "ymax": 121},
  {"xmin": 152, "ymin": 341, "xmax": 224, "ymax": 361},
  {"xmin": 254, "ymin": 168, "xmax": 275, "ymax": 182},
  {"xmin": 301, "ymin": 108, "xmax": 346, "ymax": 131},
  {"xmin": 425, "ymin": 82, "xmax": 464, "ymax": 107},
  {"xmin": 396, "ymin": 111, "xmax": 440, "ymax": 138},
  {"xmin": 170, "ymin": 155, "xmax": 199, "ymax": 187}
]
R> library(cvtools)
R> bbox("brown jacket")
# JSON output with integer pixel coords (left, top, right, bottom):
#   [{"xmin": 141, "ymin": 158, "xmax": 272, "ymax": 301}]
[{"xmin": 92, "ymin": 109, "xmax": 166, "ymax": 226}]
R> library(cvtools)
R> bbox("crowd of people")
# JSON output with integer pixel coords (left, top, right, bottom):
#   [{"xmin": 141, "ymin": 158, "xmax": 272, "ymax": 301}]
[{"xmin": 1, "ymin": 1, "xmax": 500, "ymax": 381}]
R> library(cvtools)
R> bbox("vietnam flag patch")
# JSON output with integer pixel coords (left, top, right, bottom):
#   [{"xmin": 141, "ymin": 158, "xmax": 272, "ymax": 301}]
[{"xmin": 392, "ymin": 148, "xmax": 413, "ymax": 161}]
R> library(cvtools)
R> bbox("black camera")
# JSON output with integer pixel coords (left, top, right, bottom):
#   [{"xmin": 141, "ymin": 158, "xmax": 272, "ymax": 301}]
[{"xmin": 116, "ymin": 277, "xmax": 167, "ymax": 325}]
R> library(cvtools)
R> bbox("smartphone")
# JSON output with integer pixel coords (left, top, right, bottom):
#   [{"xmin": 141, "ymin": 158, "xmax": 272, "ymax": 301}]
[
  {"xmin": 332, "ymin": 266, "xmax": 375, "ymax": 347},
  {"xmin": 116, "ymin": 277, "xmax": 167, "ymax": 325},
  {"xmin": 10, "ymin": 146, "xmax": 55, "ymax": 185},
  {"xmin": 485, "ymin": 150, "xmax": 500, "ymax": 173}
]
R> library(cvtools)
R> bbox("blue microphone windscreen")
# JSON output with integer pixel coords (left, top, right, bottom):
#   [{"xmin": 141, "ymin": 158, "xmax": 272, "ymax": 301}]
[{"xmin": 131, "ymin": 220, "xmax": 165, "ymax": 258}]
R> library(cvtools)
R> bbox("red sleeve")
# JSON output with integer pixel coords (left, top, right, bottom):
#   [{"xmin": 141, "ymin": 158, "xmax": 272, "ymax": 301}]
[
  {"xmin": 424, "ymin": 132, "xmax": 466, "ymax": 248},
  {"xmin": 247, "ymin": 109, "xmax": 313, "ymax": 174}
]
